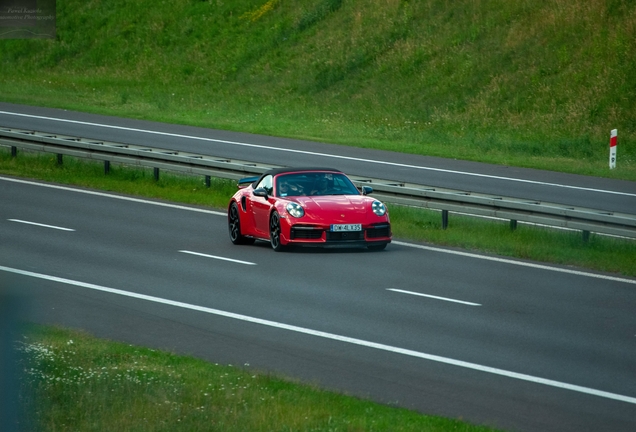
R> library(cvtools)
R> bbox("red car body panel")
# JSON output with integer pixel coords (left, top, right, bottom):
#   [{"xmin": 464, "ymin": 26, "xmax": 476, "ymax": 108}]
[{"xmin": 228, "ymin": 168, "xmax": 392, "ymax": 249}]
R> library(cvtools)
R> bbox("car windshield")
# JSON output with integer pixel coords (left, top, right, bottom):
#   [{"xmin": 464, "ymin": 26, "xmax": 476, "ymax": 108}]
[{"xmin": 276, "ymin": 172, "xmax": 360, "ymax": 197}]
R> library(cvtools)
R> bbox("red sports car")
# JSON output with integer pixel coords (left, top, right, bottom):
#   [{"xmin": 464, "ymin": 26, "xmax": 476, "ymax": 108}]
[{"xmin": 228, "ymin": 168, "xmax": 392, "ymax": 251}]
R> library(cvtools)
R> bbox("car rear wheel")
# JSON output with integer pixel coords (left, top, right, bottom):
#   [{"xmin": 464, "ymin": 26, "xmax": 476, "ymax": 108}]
[
  {"xmin": 269, "ymin": 211, "xmax": 286, "ymax": 252},
  {"xmin": 228, "ymin": 202, "xmax": 254, "ymax": 245},
  {"xmin": 367, "ymin": 243, "xmax": 387, "ymax": 251}
]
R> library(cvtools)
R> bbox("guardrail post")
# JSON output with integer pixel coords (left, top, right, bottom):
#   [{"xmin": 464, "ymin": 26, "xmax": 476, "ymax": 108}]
[
  {"xmin": 510, "ymin": 219, "xmax": 518, "ymax": 231},
  {"xmin": 442, "ymin": 210, "xmax": 449, "ymax": 230},
  {"xmin": 154, "ymin": 167, "xmax": 160, "ymax": 181},
  {"xmin": 205, "ymin": 175, "xmax": 211, "ymax": 188},
  {"xmin": 582, "ymin": 230, "xmax": 590, "ymax": 242},
  {"xmin": 11, "ymin": 146, "xmax": 17, "ymax": 157},
  {"xmin": 57, "ymin": 154, "xmax": 63, "ymax": 165},
  {"xmin": 104, "ymin": 161, "xmax": 110, "ymax": 175}
]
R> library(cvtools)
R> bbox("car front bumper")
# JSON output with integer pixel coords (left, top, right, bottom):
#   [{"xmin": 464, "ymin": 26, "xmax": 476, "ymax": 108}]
[{"xmin": 284, "ymin": 222, "xmax": 391, "ymax": 247}]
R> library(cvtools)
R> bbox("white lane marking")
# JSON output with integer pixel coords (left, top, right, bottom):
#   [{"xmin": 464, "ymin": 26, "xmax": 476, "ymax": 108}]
[
  {"xmin": 1, "ymin": 264, "xmax": 635, "ymax": 405},
  {"xmin": 9, "ymin": 219, "xmax": 75, "ymax": 231},
  {"xmin": 388, "ymin": 288, "xmax": 481, "ymax": 306},
  {"xmin": 3, "ymin": 176, "xmax": 635, "ymax": 286},
  {"xmin": 179, "ymin": 250, "xmax": 256, "ymax": 266},
  {"xmin": 2, "ymin": 111, "xmax": 634, "ymax": 198},
  {"xmin": 392, "ymin": 241, "xmax": 636, "ymax": 286},
  {"xmin": 0, "ymin": 176, "xmax": 225, "ymax": 216}
]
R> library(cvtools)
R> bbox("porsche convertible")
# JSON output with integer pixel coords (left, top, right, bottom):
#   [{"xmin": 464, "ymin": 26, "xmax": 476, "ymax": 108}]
[{"xmin": 227, "ymin": 168, "xmax": 391, "ymax": 251}]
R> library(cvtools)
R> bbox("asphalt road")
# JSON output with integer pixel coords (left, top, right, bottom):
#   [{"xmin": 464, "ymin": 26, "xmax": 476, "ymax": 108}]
[
  {"xmin": 1, "ymin": 102, "xmax": 635, "ymax": 214},
  {"xmin": 1, "ymin": 176, "xmax": 635, "ymax": 432}
]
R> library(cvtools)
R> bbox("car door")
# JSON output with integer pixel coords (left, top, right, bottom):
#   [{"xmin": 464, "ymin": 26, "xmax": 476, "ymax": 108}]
[{"xmin": 251, "ymin": 175, "xmax": 273, "ymax": 236}]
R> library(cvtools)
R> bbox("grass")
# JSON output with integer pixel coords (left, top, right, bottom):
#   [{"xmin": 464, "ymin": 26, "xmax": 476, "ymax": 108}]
[
  {"xmin": 2, "ymin": 2, "xmax": 635, "ymax": 428},
  {"xmin": 391, "ymin": 205, "xmax": 636, "ymax": 275},
  {"xmin": 2, "ymin": 148, "xmax": 635, "ymax": 278},
  {"xmin": 12, "ymin": 324, "xmax": 501, "ymax": 431},
  {"xmin": 0, "ymin": 0, "xmax": 635, "ymax": 180}
]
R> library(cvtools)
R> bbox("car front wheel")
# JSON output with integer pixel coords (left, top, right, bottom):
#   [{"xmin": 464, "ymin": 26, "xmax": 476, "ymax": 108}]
[{"xmin": 269, "ymin": 211, "xmax": 286, "ymax": 252}]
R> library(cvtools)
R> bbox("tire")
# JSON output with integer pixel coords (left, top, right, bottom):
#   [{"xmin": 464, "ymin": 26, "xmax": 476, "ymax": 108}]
[
  {"xmin": 367, "ymin": 243, "xmax": 387, "ymax": 251},
  {"xmin": 228, "ymin": 202, "xmax": 254, "ymax": 245},
  {"xmin": 269, "ymin": 211, "xmax": 286, "ymax": 252}
]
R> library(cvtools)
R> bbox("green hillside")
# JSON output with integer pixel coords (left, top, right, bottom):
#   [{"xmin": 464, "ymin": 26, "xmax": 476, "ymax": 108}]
[{"xmin": 1, "ymin": 0, "xmax": 634, "ymax": 179}]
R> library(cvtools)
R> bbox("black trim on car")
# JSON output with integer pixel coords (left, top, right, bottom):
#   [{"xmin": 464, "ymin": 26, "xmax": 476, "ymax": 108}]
[
  {"xmin": 290, "ymin": 225, "xmax": 323, "ymax": 240},
  {"xmin": 365, "ymin": 223, "xmax": 391, "ymax": 239}
]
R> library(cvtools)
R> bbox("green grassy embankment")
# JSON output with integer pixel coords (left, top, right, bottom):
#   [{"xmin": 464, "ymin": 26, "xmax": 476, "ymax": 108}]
[{"xmin": 0, "ymin": 0, "xmax": 634, "ymax": 179}]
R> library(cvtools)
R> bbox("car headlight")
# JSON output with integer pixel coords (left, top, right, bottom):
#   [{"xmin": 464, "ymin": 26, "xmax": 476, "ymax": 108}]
[
  {"xmin": 286, "ymin": 202, "xmax": 304, "ymax": 218},
  {"xmin": 372, "ymin": 200, "xmax": 386, "ymax": 216}
]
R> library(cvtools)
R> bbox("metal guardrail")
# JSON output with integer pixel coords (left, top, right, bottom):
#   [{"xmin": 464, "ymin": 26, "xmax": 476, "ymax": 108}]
[{"xmin": 2, "ymin": 127, "xmax": 635, "ymax": 239}]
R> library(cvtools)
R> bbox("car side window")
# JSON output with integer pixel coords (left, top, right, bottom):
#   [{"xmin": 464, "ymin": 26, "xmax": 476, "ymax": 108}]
[{"xmin": 256, "ymin": 175, "xmax": 273, "ymax": 196}]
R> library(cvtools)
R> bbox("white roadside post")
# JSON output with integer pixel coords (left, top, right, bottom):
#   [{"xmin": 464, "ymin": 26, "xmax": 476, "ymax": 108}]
[{"xmin": 609, "ymin": 129, "xmax": 617, "ymax": 169}]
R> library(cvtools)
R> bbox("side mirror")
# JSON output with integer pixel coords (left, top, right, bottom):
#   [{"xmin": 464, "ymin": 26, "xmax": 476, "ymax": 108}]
[
  {"xmin": 361, "ymin": 186, "xmax": 373, "ymax": 195},
  {"xmin": 253, "ymin": 187, "xmax": 269, "ymax": 199}
]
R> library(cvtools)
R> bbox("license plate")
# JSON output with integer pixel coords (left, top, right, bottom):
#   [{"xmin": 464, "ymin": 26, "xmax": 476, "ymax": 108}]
[{"xmin": 331, "ymin": 224, "xmax": 362, "ymax": 232}]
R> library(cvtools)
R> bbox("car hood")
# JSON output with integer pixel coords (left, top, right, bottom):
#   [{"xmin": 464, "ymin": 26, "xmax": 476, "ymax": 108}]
[{"xmin": 293, "ymin": 195, "xmax": 379, "ymax": 223}]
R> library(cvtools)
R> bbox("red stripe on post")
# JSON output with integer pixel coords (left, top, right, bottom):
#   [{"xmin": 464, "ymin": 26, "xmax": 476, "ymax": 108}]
[{"xmin": 610, "ymin": 129, "xmax": 617, "ymax": 147}]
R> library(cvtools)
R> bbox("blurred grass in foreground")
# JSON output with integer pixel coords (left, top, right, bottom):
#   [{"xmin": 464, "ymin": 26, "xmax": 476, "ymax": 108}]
[
  {"xmin": 1, "ymin": 148, "xmax": 634, "ymax": 277},
  {"xmin": 15, "ymin": 325, "xmax": 501, "ymax": 432}
]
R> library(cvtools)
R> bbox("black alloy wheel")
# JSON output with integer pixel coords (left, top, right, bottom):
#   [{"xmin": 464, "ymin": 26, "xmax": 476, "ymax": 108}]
[{"xmin": 269, "ymin": 211, "xmax": 285, "ymax": 251}]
